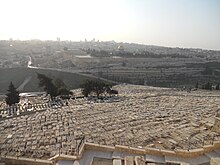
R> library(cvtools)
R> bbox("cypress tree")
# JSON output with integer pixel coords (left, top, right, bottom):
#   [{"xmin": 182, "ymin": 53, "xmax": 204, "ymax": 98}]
[{"xmin": 5, "ymin": 82, "xmax": 20, "ymax": 106}]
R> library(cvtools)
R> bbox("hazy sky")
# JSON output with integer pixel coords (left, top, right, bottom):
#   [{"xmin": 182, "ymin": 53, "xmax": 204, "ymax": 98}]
[{"xmin": 1, "ymin": 0, "xmax": 220, "ymax": 50}]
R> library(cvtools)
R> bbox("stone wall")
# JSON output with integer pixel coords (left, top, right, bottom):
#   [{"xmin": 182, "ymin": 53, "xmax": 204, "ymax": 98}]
[
  {"xmin": 2, "ymin": 141, "xmax": 220, "ymax": 164},
  {"xmin": 0, "ymin": 156, "xmax": 53, "ymax": 165},
  {"xmin": 82, "ymin": 142, "xmax": 220, "ymax": 159}
]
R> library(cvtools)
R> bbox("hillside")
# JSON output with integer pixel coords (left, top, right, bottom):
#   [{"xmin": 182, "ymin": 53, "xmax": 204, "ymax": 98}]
[
  {"xmin": 0, "ymin": 67, "xmax": 100, "ymax": 93},
  {"xmin": 0, "ymin": 84, "xmax": 220, "ymax": 160},
  {"xmin": 1, "ymin": 40, "xmax": 220, "ymax": 89}
]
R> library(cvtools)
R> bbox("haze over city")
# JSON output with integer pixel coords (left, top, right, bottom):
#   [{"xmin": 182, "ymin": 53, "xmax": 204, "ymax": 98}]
[{"xmin": 1, "ymin": 0, "xmax": 220, "ymax": 50}]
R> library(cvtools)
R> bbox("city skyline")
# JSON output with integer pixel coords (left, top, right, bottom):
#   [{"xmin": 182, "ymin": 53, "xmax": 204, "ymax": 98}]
[{"xmin": 0, "ymin": 0, "xmax": 220, "ymax": 50}]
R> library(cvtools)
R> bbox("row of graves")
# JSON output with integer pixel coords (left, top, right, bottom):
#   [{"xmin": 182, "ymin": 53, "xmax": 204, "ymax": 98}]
[
  {"xmin": 0, "ymin": 98, "xmax": 66, "ymax": 119},
  {"xmin": 1, "ymin": 85, "xmax": 220, "ymax": 159}
]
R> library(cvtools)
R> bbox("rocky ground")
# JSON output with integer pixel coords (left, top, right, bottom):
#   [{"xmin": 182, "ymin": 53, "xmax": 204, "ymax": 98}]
[{"xmin": 0, "ymin": 84, "xmax": 220, "ymax": 159}]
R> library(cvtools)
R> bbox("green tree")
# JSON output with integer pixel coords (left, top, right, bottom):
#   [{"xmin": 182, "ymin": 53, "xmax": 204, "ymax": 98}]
[
  {"xmin": 37, "ymin": 73, "xmax": 58, "ymax": 100},
  {"xmin": 58, "ymin": 87, "xmax": 70, "ymax": 95},
  {"xmin": 54, "ymin": 78, "xmax": 70, "ymax": 96},
  {"xmin": 37, "ymin": 73, "xmax": 70, "ymax": 100},
  {"xmin": 5, "ymin": 82, "xmax": 20, "ymax": 106},
  {"xmin": 81, "ymin": 80, "xmax": 94, "ymax": 97},
  {"xmin": 92, "ymin": 81, "xmax": 106, "ymax": 97},
  {"xmin": 81, "ymin": 79, "xmax": 113, "ymax": 98},
  {"xmin": 54, "ymin": 78, "xmax": 66, "ymax": 89}
]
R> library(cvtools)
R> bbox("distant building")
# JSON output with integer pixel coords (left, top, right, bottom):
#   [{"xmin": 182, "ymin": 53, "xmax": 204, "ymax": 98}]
[
  {"xmin": 117, "ymin": 45, "xmax": 125, "ymax": 52},
  {"xmin": 91, "ymin": 38, "xmax": 95, "ymax": 42}
]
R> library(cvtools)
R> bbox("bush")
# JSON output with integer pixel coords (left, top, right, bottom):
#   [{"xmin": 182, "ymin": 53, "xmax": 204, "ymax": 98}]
[
  {"xmin": 37, "ymin": 73, "xmax": 70, "ymax": 100},
  {"xmin": 81, "ymin": 80, "xmax": 116, "ymax": 98}
]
